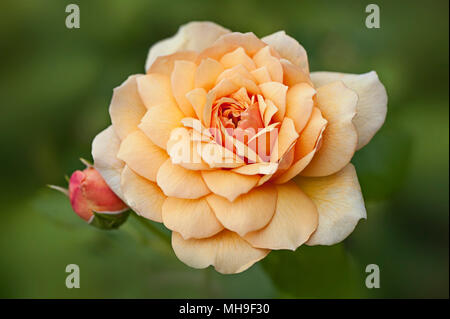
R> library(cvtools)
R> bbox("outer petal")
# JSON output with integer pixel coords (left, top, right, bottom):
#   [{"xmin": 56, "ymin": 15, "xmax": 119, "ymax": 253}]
[
  {"xmin": 310, "ymin": 71, "xmax": 387, "ymax": 150},
  {"xmin": 91, "ymin": 126, "xmax": 124, "ymax": 198},
  {"xmin": 145, "ymin": 21, "xmax": 230, "ymax": 71},
  {"xmin": 156, "ymin": 159, "xmax": 210, "ymax": 199},
  {"xmin": 200, "ymin": 32, "xmax": 266, "ymax": 61},
  {"xmin": 162, "ymin": 197, "xmax": 223, "ymax": 240},
  {"xmin": 109, "ymin": 75, "xmax": 147, "ymax": 140},
  {"xmin": 301, "ymin": 81, "xmax": 358, "ymax": 177},
  {"xmin": 206, "ymin": 184, "xmax": 277, "ymax": 237},
  {"xmin": 137, "ymin": 73, "xmax": 177, "ymax": 109},
  {"xmin": 171, "ymin": 60, "xmax": 197, "ymax": 117},
  {"xmin": 117, "ymin": 130, "xmax": 168, "ymax": 182},
  {"xmin": 172, "ymin": 230, "xmax": 270, "ymax": 274},
  {"xmin": 138, "ymin": 103, "xmax": 184, "ymax": 149},
  {"xmin": 262, "ymin": 31, "xmax": 309, "ymax": 74},
  {"xmin": 244, "ymin": 182, "xmax": 318, "ymax": 250},
  {"xmin": 201, "ymin": 170, "xmax": 259, "ymax": 202},
  {"xmin": 148, "ymin": 51, "xmax": 198, "ymax": 77},
  {"xmin": 120, "ymin": 166, "xmax": 165, "ymax": 222},
  {"xmin": 294, "ymin": 163, "xmax": 367, "ymax": 246}
]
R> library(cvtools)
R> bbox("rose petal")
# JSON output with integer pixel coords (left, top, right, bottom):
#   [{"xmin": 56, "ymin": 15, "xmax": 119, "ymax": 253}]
[
  {"xmin": 194, "ymin": 58, "xmax": 224, "ymax": 90},
  {"xmin": 295, "ymin": 107, "xmax": 328, "ymax": 158},
  {"xmin": 117, "ymin": 130, "xmax": 168, "ymax": 182},
  {"xmin": 285, "ymin": 83, "xmax": 316, "ymax": 133},
  {"xmin": 91, "ymin": 126, "xmax": 124, "ymax": 198},
  {"xmin": 172, "ymin": 230, "xmax": 270, "ymax": 274},
  {"xmin": 145, "ymin": 21, "xmax": 230, "ymax": 71},
  {"xmin": 200, "ymin": 32, "xmax": 266, "ymax": 61},
  {"xmin": 294, "ymin": 163, "xmax": 367, "ymax": 245},
  {"xmin": 162, "ymin": 197, "xmax": 223, "ymax": 240},
  {"xmin": 139, "ymin": 103, "xmax": 184, "ymax": 149},
  {"xmin": 243, "ymin": 182, "xmax": 318, "ymax": 250},
  {"xmin": 166, "ymin": 127, "xmax": 211, "ymax": 170},
  {"xmin": 310, "ymin": 71, "xmax": 387, "ymax": 150},
  {"xmin": 171, "ymin": 60, "xmax": 197, "ymax": 117},
  {"xmin": 109, "ymin": 75, "xmax": 147, "ymax": 140},
  {"xmin": 148, "ymin": 51, "xmax": 198, "ymax": 76},
  {"xmin": 201, "ymin": 170, "xmax": 259, "ymax": 202},
  {"xmin": 273, "ymin": 108, "xmax": 327, "ymax": 183},
  {"xmin": 220, "ymin": 47, "xmax": 256, "ymax": 71},
  {"xmin": 301, "ymin": 81, "xmax": 358, "ymax": 177},
  {"xmin": 137, "ymin": 73, "xmax": 177, "ymax": 109},
  {"xmin": 262, "ymin": 31, "xmax": 309, "ymax": 74},
  {"xmin": 156, "ymin": 159, "xmax": 210, "ymax": 199},
  {"xmin": 280, "ymin": 59, "xmax": 312, "ymax": 87},
  {"xmin": 186, "ymin": 88, "xmax": 207, "ymax": 122},
  {"xmin": 121, "ymin": 166, "xmax": 165, "ymax": 222},
  {"xmin": 259, "ymin": 82, "xmax": 288, "ymax": 122},
  {"xmin": 206, "ymin": 184, "xmax": 277, "ymax": 236},
  {"xmin": 251, "ymin": 67, "xmax": 272, "ymax": 84},
  {"xmin": 270, "ymin": 117, "xmax": 299, "ymax": 162},
  {"xmin": 253, "ymin": 46, "xmax": 283, "ymax": 83}
]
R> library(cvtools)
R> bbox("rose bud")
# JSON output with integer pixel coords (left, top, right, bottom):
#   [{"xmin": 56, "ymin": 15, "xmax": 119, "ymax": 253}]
[{"xmin": 49, "ymin": 159, "xmax": 129, "ymax": 229}]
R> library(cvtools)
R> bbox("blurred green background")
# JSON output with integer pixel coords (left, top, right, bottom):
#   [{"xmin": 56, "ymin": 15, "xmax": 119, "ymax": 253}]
[{"xmin": 0, "ymin": 0, "xmax": 448, "ymax": 298}]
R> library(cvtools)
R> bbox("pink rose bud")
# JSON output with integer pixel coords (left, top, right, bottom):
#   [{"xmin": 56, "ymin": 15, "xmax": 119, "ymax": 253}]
[{"xmin": 49, "ymin": 159, "xmax": 129, "ymax": 229}]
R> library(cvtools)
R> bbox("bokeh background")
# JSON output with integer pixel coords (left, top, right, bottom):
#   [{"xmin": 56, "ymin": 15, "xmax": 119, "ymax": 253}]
[{"xmin": 0, "ymin": 0, "xmax": 448, "ymax": 298}]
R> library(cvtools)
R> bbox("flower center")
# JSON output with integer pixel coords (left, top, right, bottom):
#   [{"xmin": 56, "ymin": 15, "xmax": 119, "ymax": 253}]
[{"xmin": 209, "ymin": 88, "xmax": 276, "ymax": 163}]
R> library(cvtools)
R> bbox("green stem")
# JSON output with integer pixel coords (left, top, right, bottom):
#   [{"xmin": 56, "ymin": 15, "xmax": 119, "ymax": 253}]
[{"xmin": 132, "ymin": 213, "xmax": 171, "ymax": 246}]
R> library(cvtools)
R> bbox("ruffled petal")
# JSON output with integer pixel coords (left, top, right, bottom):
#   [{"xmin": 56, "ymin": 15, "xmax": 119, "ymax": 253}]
[
  {"xmin": 156, "ymin": 159, "xmax": 210, "ymax": 199},
  {"xmin": 200, "ymin": 32, "xmax": 266, "ymax": 61},
  {"xmin": 220, "ymin": 47, "xmax": 256, "ymax": 71},
  {"xmin": 162, "ymin": 197, "xmax": 223, "ymax": 239},
  {"xmin": 194, "ymin": 58, "xmax": 224, "ymax": 90},
  {"xmin": 285, "ymin": 83, "xmax": 316, "ymax": 133},
  {"xmin": 243, "ymin": 182, "xmax": 318, "ymax": 250},
  {"xmin": 121, "ymin": 166, "xmax": 165, "ymax": 222},
  {"xmin": 91, "ymin": 126, "xmax": 124, "ymax": 198},
  {"xmin": 172, "ymin": 230, "xmax": 270, "ymax": 274},
  {"xmin": 109, "ymin": 75, "xmax": 147, "ymax": 140},
  {"xmin": 274, "ymin": 107, "xmax": 327, "ymax": 183},
  {"xmin": 201, "ymin": 170, "xmax": 259, "ymax": 202},
  {"xmin": 253, "ymin": 46, "xmax": 283, "ymax": 83},
  {"xmin": 137, "ymin": 73, "xmax": 177, "ymax": 109},
  {"xmin": 145, "ymin": 21, "xmax": 230, "ymax": 71},
  {"xmin": 259, "ymin": 81, "xmax": 288, "ymax": 121},
  {"xmin": 117, "ymin": 130, "xmax": 168, "ymax": 182},
  {"xmin": 171, "ymin": 60, "xmax": 197, "ymax": 117},
  {"xmin": 262, "ymin": 31, "xmax": 309, "ymax": 74},
  {"xmin": 271, "ymin": 117, "xmax": 299, "ymax": 162},
  {"xmin": 206, "ymin": 184, "xmax": 277, "ymax": 236},
  {"xmin": 301, "ymin": 81, "xmax": 358, "ymax": 177},
  {"xmin": 310, "ymin": 71, "xmax": 387, "ymax": 150},
  {"xmin": 147, "ymin": 51, "xmax": 198, "ymax": 77},
  {"xmin": 138, "ymin": 103, "xmax": 184, "ymax": 149},
  {"xmin": 294, "ymin": 163, "xmax": 366, "ymax": 245}
]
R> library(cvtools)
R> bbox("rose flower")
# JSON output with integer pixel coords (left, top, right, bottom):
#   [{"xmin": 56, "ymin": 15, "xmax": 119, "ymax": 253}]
[{"xmin": 91, "ymin": 21, "xmax": 387, "ymax": 274}]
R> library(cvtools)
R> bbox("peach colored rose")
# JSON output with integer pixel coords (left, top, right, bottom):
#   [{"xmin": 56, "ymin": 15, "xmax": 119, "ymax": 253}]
[{"xmin": 92, "ymin": 21, "xmax": 387, "ymax": 274}]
